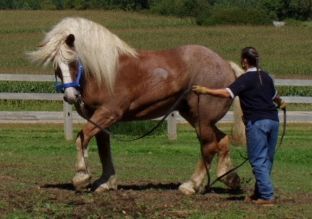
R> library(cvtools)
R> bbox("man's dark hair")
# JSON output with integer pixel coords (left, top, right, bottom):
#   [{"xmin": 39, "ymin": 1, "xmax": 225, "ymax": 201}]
[
  {"xmin": 241, "ymin": 47, "xmax": 259, "ymax": 67},
  {"xmin": 241, "ymin": 47, "xmax": 262, "ymax": 84}
]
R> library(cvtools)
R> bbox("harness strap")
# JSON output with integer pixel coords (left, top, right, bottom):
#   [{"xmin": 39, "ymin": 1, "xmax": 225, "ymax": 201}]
[{"xmin": 55, "ymin": 61, "xmax": 84, "ymax": 93}]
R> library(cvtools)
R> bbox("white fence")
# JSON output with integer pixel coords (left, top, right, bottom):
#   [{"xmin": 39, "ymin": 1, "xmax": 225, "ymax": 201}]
[{"xmin": 1, "ymin": 74, "xmax": 312, "ymax": 140}]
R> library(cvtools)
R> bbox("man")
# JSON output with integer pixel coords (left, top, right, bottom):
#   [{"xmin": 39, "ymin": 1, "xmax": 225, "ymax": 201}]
[{"xmin": 193, "ymin": 47, "xmax": 286, "ymax": 206}]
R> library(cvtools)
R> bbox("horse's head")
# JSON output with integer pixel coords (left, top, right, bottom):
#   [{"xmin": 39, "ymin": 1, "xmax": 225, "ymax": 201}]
[
  {"xmin": 29, "ymin": 17, "xmax": 138, "ymax": 103},
  {"xmin": 54, "ymin": 34, "xmax": 83, "ymax": 104}
]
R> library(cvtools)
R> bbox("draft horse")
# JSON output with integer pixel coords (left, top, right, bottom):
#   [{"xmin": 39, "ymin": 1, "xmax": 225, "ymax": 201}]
[{"xmin": 29, "ymin": 17, "xmax": 243, "ymax": 194}]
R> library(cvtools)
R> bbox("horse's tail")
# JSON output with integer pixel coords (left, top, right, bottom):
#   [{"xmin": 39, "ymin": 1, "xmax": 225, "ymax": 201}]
[
  {"xmin": 229, "ymin": 61, "xmax": 244, "ymax": 78},
  {"xmin": 228, "ymin": 61, "xmax": 246, "ymax": 145}
]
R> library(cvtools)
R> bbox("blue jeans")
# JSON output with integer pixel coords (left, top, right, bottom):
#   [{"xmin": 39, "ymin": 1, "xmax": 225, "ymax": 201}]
[{"xmin": 246, "ymin": 119, "xmax": 279, "ymax": 200}]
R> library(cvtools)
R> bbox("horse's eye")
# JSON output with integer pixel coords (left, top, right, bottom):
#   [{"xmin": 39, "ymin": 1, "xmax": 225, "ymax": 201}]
[{"xmin": 55, "ymin": 67, "xmax": 63, "ymax": 80}]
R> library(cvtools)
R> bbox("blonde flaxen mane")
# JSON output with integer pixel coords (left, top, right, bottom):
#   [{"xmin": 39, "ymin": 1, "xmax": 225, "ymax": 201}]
[{"xmin": 28, "ymin": 17, "xmax": 137, "ymax": 91}]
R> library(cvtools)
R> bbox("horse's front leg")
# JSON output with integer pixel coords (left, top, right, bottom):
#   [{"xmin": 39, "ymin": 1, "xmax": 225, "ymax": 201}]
[
  {"xmin": 72, "ymin": 129, "xmax": 93, "ymax": 191},
  {"xmin": 72, "ymin": 108, "xmax": 120, "ymax": 191},
  {"xmin": 93, "ymin": 132, "xmax": 117, "ymax": 193}
]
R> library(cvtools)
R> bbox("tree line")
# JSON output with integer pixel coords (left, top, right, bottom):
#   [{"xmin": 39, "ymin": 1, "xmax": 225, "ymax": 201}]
[{"xmin": 1, "ymin": 0, "xmax": 311, "ymax": 25}]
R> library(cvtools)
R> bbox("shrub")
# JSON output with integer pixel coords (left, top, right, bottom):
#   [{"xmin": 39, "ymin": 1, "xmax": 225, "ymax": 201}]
[
  {"xmin": 151, "ymin": 0, "xmax": 205, "ymax": 17},
  {"xmin": 197, "ymin": 6, "xmax": 273, "ymax": 25}
]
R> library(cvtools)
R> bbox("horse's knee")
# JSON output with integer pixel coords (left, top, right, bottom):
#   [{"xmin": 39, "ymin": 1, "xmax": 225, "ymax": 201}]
[{"xmin": 217, "ymin": 135, "xmax": 229, "ymax": 152}]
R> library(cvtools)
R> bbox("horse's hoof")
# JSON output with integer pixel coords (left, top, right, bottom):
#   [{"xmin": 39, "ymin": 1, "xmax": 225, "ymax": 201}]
[
  {"xmin": 220, "ymin": 172, "xmax": 241, "ymax": 190},
  {"xmin": 72, "ymin": 172, "xmax": 91, "ymax": 191},
  {"xmin": 94, "ymin": 175, "xmax": 117, "ymax": 193},
  {"xmin": 179, "ymin": 181, "xmax": 196, "ymax": 195}
]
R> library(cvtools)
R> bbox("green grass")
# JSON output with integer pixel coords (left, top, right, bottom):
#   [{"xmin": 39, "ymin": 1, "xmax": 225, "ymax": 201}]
[
  {"xmin": 0, "ymin": 10, "xmax": 312, "ymax": 78},
  {"xmin": 0, "ymin": 10, "xmax": 311, "ymax": 112},
  {"xmin": 0, "ymin": 11, "xmax": 311, "ymax": 217},
  {"xmin": 0, "ymin": 123, "xmax": 311, "ymax": 218},
  {"xmin": 0, "ymin": 100, "xmax": 63, "ymax": 111}
]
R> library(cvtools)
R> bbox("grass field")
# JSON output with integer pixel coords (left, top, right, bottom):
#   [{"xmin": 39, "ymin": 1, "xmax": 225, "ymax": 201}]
[
  {"xmin": 0, "ymin": 10, "xmax": 311, "ymax": 112},
  {"xmin": 0, "ymin": 123, "xmax": 311, "ymax": 218},
  {"xmin": 0, "ymin": 10, "xmax": 311, "ymax": 218},
  {"xmin": 1, "ymin": 10, "xmax": 312, "ymax": 78}
]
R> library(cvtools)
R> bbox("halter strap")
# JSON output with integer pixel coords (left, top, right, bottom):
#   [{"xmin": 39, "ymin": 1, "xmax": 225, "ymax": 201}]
[{"xmin": 55, "ymin": 61, "xmax": 84, "ymax": 93}]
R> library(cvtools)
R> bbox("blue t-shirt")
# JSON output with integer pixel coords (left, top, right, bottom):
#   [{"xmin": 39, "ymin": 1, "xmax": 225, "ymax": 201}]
[{"xmin": 227, "ymin": 70, "xmax": 279, "ymax": 123}]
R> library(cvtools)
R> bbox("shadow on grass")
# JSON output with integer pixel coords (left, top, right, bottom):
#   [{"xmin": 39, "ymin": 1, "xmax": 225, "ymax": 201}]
[
  {"xmin": 40, "ymin": 182, "xmax": 243, "ymax": 196},
  {"xmin": 41, "ymin": 183, "xmax": 76, "ymax": 191}
]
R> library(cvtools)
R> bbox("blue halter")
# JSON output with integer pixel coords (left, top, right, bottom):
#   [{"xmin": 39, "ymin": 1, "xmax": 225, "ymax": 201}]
[{"xmin": 55, "ymin": 61, "xmax": 84, "ymax": 93}]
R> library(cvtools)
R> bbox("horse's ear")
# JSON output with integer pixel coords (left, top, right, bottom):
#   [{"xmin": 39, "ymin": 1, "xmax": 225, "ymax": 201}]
[{"xmin": 65, "ymin": 34, "xmax": 75, "ymax": 48}]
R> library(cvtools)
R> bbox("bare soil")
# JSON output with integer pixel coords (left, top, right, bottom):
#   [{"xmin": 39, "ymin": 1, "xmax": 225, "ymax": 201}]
[{"xmin": 0, "ymin": 175, "xmax": 310, "ymax": 218}]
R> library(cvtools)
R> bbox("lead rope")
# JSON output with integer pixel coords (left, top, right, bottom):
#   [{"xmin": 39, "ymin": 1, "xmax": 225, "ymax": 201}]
[
  {"xmin": 196, "ymin": 93, "xmax": 247, "ymax": 192},
  {"xmin": 196, "ymin": 94, "xmax": 211, "ymax": 191},
  {"xmin": 277, "ymin": 108, "xmax": 287, "ymax": 150},
  {"xmin": 76, "ymin": 87, "xmax": 191, "ymax": 142}
]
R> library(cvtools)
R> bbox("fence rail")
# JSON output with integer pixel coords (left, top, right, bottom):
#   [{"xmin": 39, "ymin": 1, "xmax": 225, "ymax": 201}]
[{"xmin": 1, "ymin": 74, "xmax": 312, "ymax": 140}]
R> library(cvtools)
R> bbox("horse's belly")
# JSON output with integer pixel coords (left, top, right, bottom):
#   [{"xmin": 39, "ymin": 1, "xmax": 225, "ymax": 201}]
[{"xmin": 123, "ymin": 98, "xmax": 176, "ymax": 121}]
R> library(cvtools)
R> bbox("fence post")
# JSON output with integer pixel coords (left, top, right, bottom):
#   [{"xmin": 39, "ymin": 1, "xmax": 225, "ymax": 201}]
[
  {"xmin": 63, "ymin": 101, "xmax": 73, "ymax": 140},
  {"xmin": 167, "ymin": 111, "xmax": 177, "ymax": 140}
]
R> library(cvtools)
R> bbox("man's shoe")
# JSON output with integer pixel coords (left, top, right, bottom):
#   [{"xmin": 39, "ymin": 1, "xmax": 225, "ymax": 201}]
[
  {"xmin": 252, "ymin": 198, "xmax": 275, "ymax": 207},
  {"xmin": 244, "ymin": 193, "xmax": 258, "ymax": 203}
]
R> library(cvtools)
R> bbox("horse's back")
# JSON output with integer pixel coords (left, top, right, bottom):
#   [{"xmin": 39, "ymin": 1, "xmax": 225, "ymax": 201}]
[
  {"xmin": 177, "ymin": 45, "xmax": 235, "ymax": 87},
  {"xmin": 118, "ymin": 45, "xmax": 235, "ymax": 122}
]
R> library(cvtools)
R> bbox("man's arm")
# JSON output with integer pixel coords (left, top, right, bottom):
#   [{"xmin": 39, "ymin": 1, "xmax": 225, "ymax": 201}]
[{"xmin": 192, "ymin": 85, "xmax": 231, "ymax": 98}]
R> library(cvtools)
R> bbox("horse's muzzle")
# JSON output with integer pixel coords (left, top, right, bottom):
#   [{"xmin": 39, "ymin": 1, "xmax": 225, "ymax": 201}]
[{"xmin": 64, "ymin": 87, "xmax": 80, "ymax": 104}]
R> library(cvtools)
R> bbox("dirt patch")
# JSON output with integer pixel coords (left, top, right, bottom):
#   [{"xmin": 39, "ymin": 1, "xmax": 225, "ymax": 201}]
[{"xmin": 1, "ymin": 177, "xmax": 311, "ymax": 218}]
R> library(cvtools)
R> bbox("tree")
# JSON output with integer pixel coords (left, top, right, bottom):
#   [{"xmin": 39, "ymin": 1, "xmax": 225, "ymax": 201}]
[
  {"xmin": 136, "ymin": 0, "xmax": 149, "ymax": 9},
  {"xmin": 289, "ymin": 0, "xmax": 312, "ymax": 20}
]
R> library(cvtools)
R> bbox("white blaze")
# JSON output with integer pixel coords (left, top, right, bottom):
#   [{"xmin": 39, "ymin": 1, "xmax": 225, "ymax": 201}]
[{"xmin": 59, "ymin": 62, "xmax": 79, "ymax": 103}]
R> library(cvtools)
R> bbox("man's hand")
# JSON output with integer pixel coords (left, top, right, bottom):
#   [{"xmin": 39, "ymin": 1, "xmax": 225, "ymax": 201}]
[
  {"xmin": 192, "ymin": 85, "xmax": 231, "ymax": 98},
  {"xmin": 274, "ymin": 95, "xmax": 287, "ymax": 110},
  {"xmin": 192, "ymin": 85, "xmax": 208, "ymax": 94},
  {"xmin": 279, "ymin": 100, "xmax": 287, "ymax": 110}
]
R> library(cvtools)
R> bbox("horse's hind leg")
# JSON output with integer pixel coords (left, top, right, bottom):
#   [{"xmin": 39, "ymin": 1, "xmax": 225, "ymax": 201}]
[
  {"xmin": 214, "ymin": 127, "xmax": 240, "ymax": 190},
  {"xmin": 179, "ymin": 125, "xmax": 218, "ymax": 195},
  {"xmin": 93, "ymin": 132, "xmax": 117, "ymax": 193},
  {"xmin": 178, "ymin": 122, "xmax": 241, "ymax": 195}
]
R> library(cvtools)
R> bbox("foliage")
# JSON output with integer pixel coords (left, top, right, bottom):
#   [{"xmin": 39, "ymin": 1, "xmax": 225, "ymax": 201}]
[
  {"xmin": 151, "ymin": 0, "xmax": 209, "ymax": 17},
  {"xmin": 262, "ymin": 0, "xmax": 312, "ymax": 21},
  {"xmin": 1, "ymin": 0, "xmax": 312, "ymax": 24},
  {"xmin": 0, "ymin": 81, "xmax": 55, "ymax": 93},
  {"xmin": 196, "ymin": 6, "xmax": 272, "ymax": 26},
  {"xmin": 278, "ymin": 86, "xmax": 312, "ymax": 97},
  {"xmin": 0, "ymin": 0, "xmax": 151, "ymax": 10}
]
